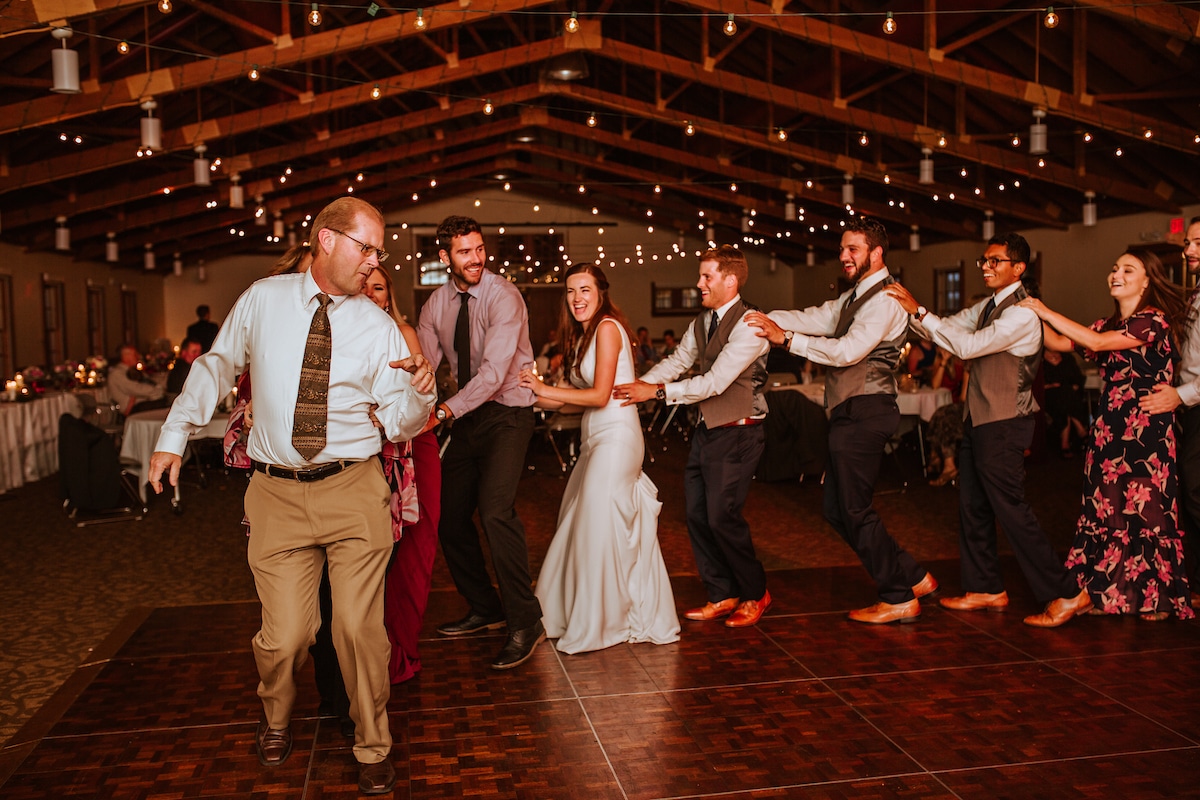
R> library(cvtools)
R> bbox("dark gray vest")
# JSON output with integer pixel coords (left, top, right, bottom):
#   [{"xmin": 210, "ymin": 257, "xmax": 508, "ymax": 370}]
[
  {"xmin": 691, "ymin": 300, "xmax": 768, "ymax": 427},
  {"xmin": 965, "ymin": 284, "xmax": 1042, "ymax": 424},
  {"xmin": 825, "ymin": 275, "xmax": 904, "ymax": 411}
]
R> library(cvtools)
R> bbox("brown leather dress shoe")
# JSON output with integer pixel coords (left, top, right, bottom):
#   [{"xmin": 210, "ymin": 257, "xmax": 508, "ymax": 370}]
[
  {"xmin": 255, "ymin": 721, "xmax": 292, "ymax": 767},
  {"xmin": 725, "ymin": 590, "xmax": 772, "ymax": 627},
  {"xmin": 1024, "ymin": 588, "xmax": 1093, "ymax": 628},
  {"xmin": 939, "ymin": 591, "xmax": 1010, "ymax": 612},
  {"xmin": 358, "ymin": 759, "xmax": 397, "ymax": 795},
  {"xmin": 911, "ymin": 572, "xmax": 939, "ymax": 599},
  {"xmin": 848, "ymin": 599, "xmax": 920, "ymax": 624},
  {"xmin": 684, "ymin": 597, "xmax": 739, "ymax": 621}
]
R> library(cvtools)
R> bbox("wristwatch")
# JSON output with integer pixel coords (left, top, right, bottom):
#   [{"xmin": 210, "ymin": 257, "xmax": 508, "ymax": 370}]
[
  {"xmin": 914, "ymin": 305, "xmax": 929, "ymax": 322},
  {"xmin": 655, "ymin": 384, "xmax": 666, "ymax": 400},
  {"xmin": 781, "ymin": 331, "xmax": 795, "ymax": 351},
  {"xmin": 435, "ymin": 406, "xmax": 448, "ymax": 422}
]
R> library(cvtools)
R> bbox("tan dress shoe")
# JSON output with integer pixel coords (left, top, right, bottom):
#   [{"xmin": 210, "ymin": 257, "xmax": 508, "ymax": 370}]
[
  {"xmin": 912, "ymin": 572, "xmax": 939, "ymax": 599},
  {"xmin": 684, "ymin": 597, "xmax": 739, "ymax": 621},
  {"xmin": 358, "ymin": 759, "xmax": 397, "ymax": 795},
  {"xmin": 848, "ymin": 599, "xmax": 920, "ymax": 624},
  {"xmin": 939, "ymin": 591, "xmax": 1009, "ymax": 612},
  {"xmin": 1024, "ymin": 588, "xmax": 1093, "ymax": 628},
  {"xmin": 725, "ymin": 590, "xmax": 772, "ymax": 627},
  {"xmin": 255, "ymin": 721, "xmax": 292, "ymax": 767}
]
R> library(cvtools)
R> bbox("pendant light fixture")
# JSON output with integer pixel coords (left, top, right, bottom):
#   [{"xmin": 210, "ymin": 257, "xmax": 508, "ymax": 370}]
[{"xmin": 50, "ymin": 27, "xmax": 81, "ymax": 94}]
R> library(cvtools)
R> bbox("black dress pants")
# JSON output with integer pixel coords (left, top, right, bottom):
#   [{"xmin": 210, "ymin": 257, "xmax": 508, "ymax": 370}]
[
  {"xmin": 957, "ymin": 416, "xmax": 1077, "ymax": 605},
  {"xmin": 684, "ymin": 422, "xmax": 767, "ymax": 604},
  {"xmin": 823, "ymin": 394, "xmax": 926, "ymax": 605},
  {"xmin": 438, "ymin": 403, "xmax": 542, "ymax": 630}
]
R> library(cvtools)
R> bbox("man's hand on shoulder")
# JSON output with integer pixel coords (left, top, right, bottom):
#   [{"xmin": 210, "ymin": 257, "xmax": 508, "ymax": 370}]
[
  {"xmin": 884, "ymin": 283, "xmax": 920, "ymax": 316},
  {"xmin": 744, "ymin": 311, "xmax": 786, "ymax": 345}
]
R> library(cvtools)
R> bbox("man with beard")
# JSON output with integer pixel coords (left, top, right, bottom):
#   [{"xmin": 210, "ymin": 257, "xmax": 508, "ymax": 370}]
[
  {"xmin": 1141, "ymin": 215, "xmax": 1200, "ymax": 606},
  {"xmin": 416, "ymin": 215, "xmax": 545, "ymax": 669},
  {"xmin": 746, "ymin": 216, "xmax": 937, "ymax": 624}
]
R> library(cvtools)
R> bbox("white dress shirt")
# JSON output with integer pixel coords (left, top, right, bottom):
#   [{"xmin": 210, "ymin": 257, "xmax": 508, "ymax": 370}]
[
  {"xmin": 641, "ymin": 294, "xmax": 770, "ymax": 407},
  {"xmin": 1175, "ymin": 294, "xmax": 1200, "ymax": 407},
  {"xmin": 768, "ymin": 267, "xmax": 908, "ymax": 367},
  {"xmin": 156, "ymin": 271, "xmax": 433, "ymax": 467},
  {"xmin": 920, "ymin": 280, "xmax": 1042, "ymax": 360}
]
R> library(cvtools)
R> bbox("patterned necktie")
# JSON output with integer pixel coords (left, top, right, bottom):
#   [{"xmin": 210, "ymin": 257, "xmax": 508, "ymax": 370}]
[
  {"xmin": 707, "ymin": 310, "xmax": 719, "ymax": 342},
  {"xmin": 455, "ymin": 291, "xmax": 472, "ymax": 390},
  {"xmin": 292, "ymin": 293, "xmax": 332, "ymax": 460}
]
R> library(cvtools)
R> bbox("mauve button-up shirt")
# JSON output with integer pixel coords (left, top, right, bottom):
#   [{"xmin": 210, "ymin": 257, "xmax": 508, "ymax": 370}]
[{"xmin": 417, "ymin": 268, "xmax": 536, "ymax": 417}]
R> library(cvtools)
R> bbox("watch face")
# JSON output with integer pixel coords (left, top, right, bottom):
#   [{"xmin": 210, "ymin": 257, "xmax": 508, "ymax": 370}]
[{"xmin": 435, "ymin": 408, "xmax": 447, "ymax": 420}]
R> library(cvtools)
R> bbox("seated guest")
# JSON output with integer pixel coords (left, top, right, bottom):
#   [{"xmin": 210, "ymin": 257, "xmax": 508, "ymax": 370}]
[
  {"xmin": 658, "ymin": 329, "xmax": 678, "ymax": 359},
  {"xmin": 166, "ymin": 338, "xmax": 203, "ymax": 400},
  {"xmin": 1042, "ymin": 348, "xmax": 1089, "ymax": 457},
  {"xmin": 108, "ymin": 344, "xmax": 167, "ymax": 415},
  {"xmin": 633, "ymin": 326, "xmax": 657, "ymax": 374},
  {"xmin": 925, "ymin": 348, "xmax": 967, "ymax": 486},
  {"xmin": 906, "ymin": 337, "xmax": 938, "ymax": 383}
]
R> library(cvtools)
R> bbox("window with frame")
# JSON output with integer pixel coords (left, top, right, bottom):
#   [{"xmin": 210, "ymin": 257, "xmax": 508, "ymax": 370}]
[
  {"xmin": 87, "ymin": 284, "xmax": 107, "ymax": 357},
  {"xmin": 43, "ymin": 278, "xmax": 67, "ymax": 365},
  {"xmin": 650, "ymin": 283, "xmax": 702, "ymax": 316},
  {"xmin": 933, "ymin": 263, "xmax": 965, "ymax": 315}
]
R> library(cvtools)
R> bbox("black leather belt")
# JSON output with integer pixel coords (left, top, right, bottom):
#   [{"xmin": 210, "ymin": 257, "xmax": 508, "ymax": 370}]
[{"xmin": 252, "ymin": 460, "xmax": 356, "ymax": 482}]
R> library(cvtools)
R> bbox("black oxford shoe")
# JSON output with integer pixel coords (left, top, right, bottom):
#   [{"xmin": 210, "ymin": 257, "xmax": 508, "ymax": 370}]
[
  {"xmin": 358, "ymin": 759, "xmax": 396, "ymax": 795},
  {"xmin": 436, "ymin": 611, "xmax": 506, "ymax": 637},
  {"xmin": 255, "ymin": 721, "xmax": 292, "ymax": 767},
  {"xmin": 490, "ymin": 620, "xmax": 546, "ymax": 670}
]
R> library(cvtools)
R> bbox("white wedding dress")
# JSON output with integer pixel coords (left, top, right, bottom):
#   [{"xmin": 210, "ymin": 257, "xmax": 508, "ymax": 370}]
[{"xmin": 536, "ymin": 318, "xmax": 680, "ymax": 654}]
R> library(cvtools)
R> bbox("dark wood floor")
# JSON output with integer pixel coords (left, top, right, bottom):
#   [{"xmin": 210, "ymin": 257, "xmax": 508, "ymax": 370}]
[{"xmin": 2, "ymin": 556, "xmax": 1198, "ymax": 799}]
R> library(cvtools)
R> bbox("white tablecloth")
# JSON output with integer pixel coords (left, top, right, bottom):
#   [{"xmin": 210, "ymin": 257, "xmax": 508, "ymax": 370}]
[
  {"xmin": 120, "ymin": 408, "xmax": 227, "ymax": 502},
  {"xmin": 0, "ymin": 392, "xmax": 84, "ymax": 494},
  {"xmin": 770, "ymin": 381, "xmax": 952, "ymax": 421}
]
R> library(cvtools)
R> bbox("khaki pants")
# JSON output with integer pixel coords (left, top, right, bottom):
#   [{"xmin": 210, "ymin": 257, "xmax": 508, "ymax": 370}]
[{"xmin": 244, "ymin": 459, "xmax": 393, "ymax": 764}]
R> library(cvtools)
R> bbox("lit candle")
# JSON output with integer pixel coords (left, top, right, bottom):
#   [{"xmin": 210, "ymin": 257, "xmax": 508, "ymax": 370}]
[{"xmin": 4, "ymin": 380, "xmax": 15, "ymax": 401}]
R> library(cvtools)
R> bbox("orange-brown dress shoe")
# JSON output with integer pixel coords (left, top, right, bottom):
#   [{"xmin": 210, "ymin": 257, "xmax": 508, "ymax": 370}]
[
  {"xmin": 725, "ymin": 590, "xmax": 772, "ymax": 628},
  {"xmin": 1024, "ymin": 588, "xmax": 1093, "ymax": 628},
  {"xmin": 684, "ymin": 597, "xmax": 739, "ymax": 621},
  {"xmin": 912, "ymin": 572, "xmax": 939, "ymax": 599},
  {"xmin": 939, "ymin": 591, "xmax": 1010, "ymax": 612},
  {"xmin": 848, "ymin": 599, "xmax": 920, "ymax": 624}
]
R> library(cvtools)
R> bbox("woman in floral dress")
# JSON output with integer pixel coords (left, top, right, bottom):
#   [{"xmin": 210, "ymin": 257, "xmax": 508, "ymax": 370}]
[{"xmin": 1020, "ymin": 249, "xmax": 1193, "ymax": 620}]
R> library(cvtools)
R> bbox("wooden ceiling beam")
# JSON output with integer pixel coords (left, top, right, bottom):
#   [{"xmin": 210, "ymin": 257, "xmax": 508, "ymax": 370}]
[
  {"xmin": 1070, "ymin": 0, "xmax": 1200, "ymax": 43},
  {"xmin": 598, "ymin": 40, "xmax": 1177, "ymax": 213},
  {"xmin": 0, "ymin": 0, "xmax": 157, "ymax": 36},
  {"xmin": 0, "ymin": 0, "xmax": 558, "ymax": 134},
  {"xmin": 674, "ymin": 0, "xmax": 1199, "ymax": 154},
  {"xmin": 186, "ymin": 0, "xmax": 277, "ymax": 44}
]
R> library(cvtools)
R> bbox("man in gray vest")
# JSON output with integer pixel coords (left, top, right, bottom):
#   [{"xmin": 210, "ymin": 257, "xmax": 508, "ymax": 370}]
[
  {"xmin": 747, "ymin": 216, "xmax": 937, "ymax": 625},
  {"xmin": 1140, "ymin": 215, "xmax": 1200, "ymax": 605},
  {"xmin": 614, "ymin": 245, "xmax": 772, "ymax": 627},
  {"xmin": 888, "ymin": 232, "xmax": 1091, "ymax": 627}
]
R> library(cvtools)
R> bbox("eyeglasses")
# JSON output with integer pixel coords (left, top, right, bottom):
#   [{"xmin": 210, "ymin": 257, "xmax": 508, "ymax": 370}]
[
  {"xmin": 329, "ymin": 228, "xmax": 389, "ymax": 264},
  {"xmin": 976, "ymin": 256, "xmax": 1014, "ymax": 269}
]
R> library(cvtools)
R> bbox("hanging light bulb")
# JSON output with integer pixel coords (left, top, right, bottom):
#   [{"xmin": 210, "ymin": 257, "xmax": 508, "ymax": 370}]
[
  {"xmin": 586, "ymin": 111, "xmax": 597, "ymax": 127},
  {"xmin": 50, "ymin": 27, "xmax": 81, "ymax": 94},
  {"xmin": 248, "ymin": 65, "xmax": 260, "ymax": 81},
  {"xmin": 654, "ymin": 184, "xmax": 662, "ymax": 194},
  {"xmin": 919, "ymin": 147, "xmax": 934, "ymax": 184},
  {"xmin": 1029, "ymin": 108, "xmax": 1049, "ymax": 154},
  {"xmin": 937, "ymin": 134, "xmax": 947, "ymax": 148},
  {"xmin": 565, "ymin": 11, "xmax": 579, "ymax": 34},
  {"xmin": 307, "ymin": 3, "xmax": 322, "ymax": 26},
  {"xmin": 254, "ymin": 195, "xmax": 267, "ymax": 225},
  {"xmin": 413, "ymin": 8, "xmax": 427, "ymax": 31},
  {"xmin": 482, "ymin": 99, "xmax": 494, "ymax": 115},
  {"xmin": 117, "ymin": 40, "xmax": 130, "ymax": 55},
  {"xmin": 158, "ymin": 0, "xmax": 172, "ymax": 12},
  {"xmin": 684, "ymin": 121, "xmax": 695, "ymax": 136},
  {"xmin": 1083, "ymin": 131, "xmax": 1093, "ymax": 143},
  {"xmin": 1044, "ymin": 6, "xmax": 1059, "ymax": 29},
  {"xmin": 55, "ymin": 216, "xmax": 70, "ymax": 251},
  {"xmin": 371, "ymin": 83, "xmax": 382, "ymax": 100},
  {"xmin": 1083, "ymin": 191, "xmax": 1097, "ymax": 227},
  {"xmin": 1011, "ymin": 133, "xmax": 1021, "ymax": 148},
  {"xmin": 723, "ymin": 14, "xmax": 737, "ymax": 36},
  {"xmin": 140, "ymin": 99, "xmax": 161, "ymax": 151},
  {"xmin": 883, "ymin": 11, "xmax": 897, "ymax": 35},
  {"xmin": 858, "ymin": 131, "xmax": 870, "ymax": 147},
  {"xmin": 982, "ymin": 210, "xmax": 995, "ymax": 241},
  {"xmin": 775, "ymin": 127, "xmax": 788, "ymax": 142}
]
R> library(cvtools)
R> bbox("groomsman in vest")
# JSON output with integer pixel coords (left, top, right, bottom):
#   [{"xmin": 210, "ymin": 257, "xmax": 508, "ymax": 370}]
[
  {"xmin": 888, "ymin": 232, "xmax": 1092, "ymax": 627},
  {"xmin": 1140, "ymin": 215, "xmax": 1200, "ymax": 605},
  {"xmin": 747, "ymin": 216, "xmax": 937, "ymax": 624},
  {"xmin": 614, "ymin": 245, "xmax": 772, "ymax": 627}
]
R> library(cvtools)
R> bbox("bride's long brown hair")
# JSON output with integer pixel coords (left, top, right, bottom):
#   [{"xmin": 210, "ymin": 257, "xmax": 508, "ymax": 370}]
[{"xmin": 558, "ymin": 264, "xmax": 632, "ymax": 380}]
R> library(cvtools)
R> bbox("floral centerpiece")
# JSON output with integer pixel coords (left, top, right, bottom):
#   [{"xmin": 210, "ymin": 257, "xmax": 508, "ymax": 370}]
[
  {"xmin": 18, "ymin": 365, "xmax": 48, "ymax": 397},
  {"xmin": 83, "ymin": 355, "xmax": 108, "ymax": 386},
  {"xmin": 142, "ymin": 349, "xmax": 173, "ymax": 376},
  {"xmin": 52, "ymin": 360, "xmax": 83, "ymax": 390}
]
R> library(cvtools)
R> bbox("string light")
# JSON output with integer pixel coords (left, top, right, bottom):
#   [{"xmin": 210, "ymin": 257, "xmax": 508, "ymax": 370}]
[
  {"xmin": 1115, "ymin": 147, "xmax": 1123, "ymax": 156},
  {"xmin": 723, "ymin": 14, "xmax": 737, "ymax": 36},
  {"xmin": 586, "ymin": 112, "xmax": 597, "ymax": 127},
  {"xmin": 937, "ymin": 134, "xmax": 947, "ymax": 147},
  {"xmin": 371, "ymin": 84, "xmax": 382, "ymax": 100},
  {"xmin": 565, "ymin": 11, "xmax": 579, "ymax": 33},
  {"xmin": 883, "ymin": 12, "xmax": 897, "ymax": 35},
  {"xmin": 1011, "ymin": 134, "xmax": 1021, "ymax": 147},
  {"xmin": 1083, "ymin": 131, "xmax": 1093, "ymax": 142},
  {"xmin": 858, "ymin": 132, "xmax": 869, "ymax": 146},
  {"xmin": 248, "ymin": 65, "xmax": 260, "ymax": 81},
  {"xmin": 1143, "ymin": 128, "xmax": 1153, "ymax": 139},
  {"xmin": 157, "ymin": 0, "xmax": 172, "ymax": 12},
  {"xmin": 1043, "ymin": 6, "xmax": 1059, "ymax": 29},
  {"xmin": 775, "ymin": 128, "xmax": 788, "ymax": 142},
  {"xmin": 429, "ymin": 178, "xmax": 437, "ymax": 187},
  {"xmin": 414, "ymin": 8, "xmax": 427, "ymax": 31},
  {"xmin": 308, "ymin": 3, "xmax": 322, "ymax": 26},
  {"xmin": 503, "ymin": 182, "xmax": 511, "ymax": 191},
  {"xmin": 684, "ymin": 121, "xmax": 695, "ymax": 136},
  {"xmin": 117, "ymin": 40, "xmax": 130, "ymax": 55},
  {"xmin": 654, "ymin": 184, "xmax": 661, "ymax": 193},
  {"xmin": 578, "ymin": 184, "xmax": 586, "ymax": 193},
  {"xmin": 482, "ymin": 99, "xmax": 494, "ymax": 115},
  {"xmin": 729, "ymin": 183, "xmax": 738, "ymax": 192},
  {"xmin": 356, "ymin": 172, "xmax": 364, "ymax": 182}
]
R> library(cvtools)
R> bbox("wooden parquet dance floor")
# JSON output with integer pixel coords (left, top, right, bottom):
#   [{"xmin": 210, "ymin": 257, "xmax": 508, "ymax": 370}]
[{"xmin": 2, "ymin": 557, "xmax": 1199, "ymax": 799}]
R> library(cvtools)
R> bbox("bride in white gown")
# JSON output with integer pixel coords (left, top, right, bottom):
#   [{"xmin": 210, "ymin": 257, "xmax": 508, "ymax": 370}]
[{"xmin": 519, "ymin": 265, "xmax": 680, "ymax": 654}]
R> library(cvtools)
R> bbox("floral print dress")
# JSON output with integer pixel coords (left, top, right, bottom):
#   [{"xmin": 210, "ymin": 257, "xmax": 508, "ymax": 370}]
[{"xmin": 1067, "ymin": 309, "xmax": 1193, "ymax": 618}]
